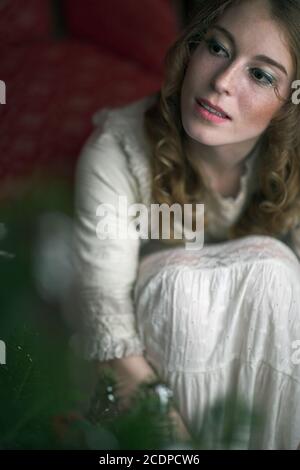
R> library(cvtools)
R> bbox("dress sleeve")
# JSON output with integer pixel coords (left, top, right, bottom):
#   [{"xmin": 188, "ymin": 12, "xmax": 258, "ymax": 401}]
[{"xmin": 70, "ymin": 124, "xmax": 145, "ymax": 362}]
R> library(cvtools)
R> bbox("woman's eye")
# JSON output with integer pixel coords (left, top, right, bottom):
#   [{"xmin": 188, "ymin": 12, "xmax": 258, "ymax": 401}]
[
  {"xmin": 206, "ymin": 39, "xmax": 228, "ymax": 57},
  {"xmin": 251, "ymin": 68, "xmax": 276, "ymax": 87}
]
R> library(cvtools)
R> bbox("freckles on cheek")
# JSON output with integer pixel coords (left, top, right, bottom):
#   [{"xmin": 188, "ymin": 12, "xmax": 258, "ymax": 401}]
[
  {"xmin": 245, "ymin": 97, "xmax": 280, "ymax": 127},
  {"xmin": 259, "ymin": 102, "xmax": 282, "ymax": 124}
]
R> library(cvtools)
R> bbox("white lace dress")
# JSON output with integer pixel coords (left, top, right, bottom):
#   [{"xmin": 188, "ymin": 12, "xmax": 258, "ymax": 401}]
[
  {"xmin": 71, "ymin": 95, "xmax": 300, "ymax": 450},
  {"xmin": 134, "ymin": 235, "xmax": 300, "ymax": 450}
]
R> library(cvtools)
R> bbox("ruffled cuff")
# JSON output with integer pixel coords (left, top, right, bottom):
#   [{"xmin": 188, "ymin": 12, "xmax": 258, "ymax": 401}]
[
  {"xmin": 69, "ymin": 290, "xmax": 145, "ymax": 361},
  {"xmin": 69, "ymin": 331, "xmax": 145, "ymax": 362}
]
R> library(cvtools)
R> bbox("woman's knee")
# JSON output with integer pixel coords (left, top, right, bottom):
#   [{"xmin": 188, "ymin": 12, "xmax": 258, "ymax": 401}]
[{"xmin": 222, "ymin": 234, "xmax": 299, "ymax": 267}]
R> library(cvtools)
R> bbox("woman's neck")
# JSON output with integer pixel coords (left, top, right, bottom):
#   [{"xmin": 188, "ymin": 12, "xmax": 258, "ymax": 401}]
[{"xmin": 185, "ymin": 136, "xmax": 263, "ymax": 178}]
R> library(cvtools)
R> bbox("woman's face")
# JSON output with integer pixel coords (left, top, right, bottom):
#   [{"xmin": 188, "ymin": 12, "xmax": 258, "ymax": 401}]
[{"xmin": 180, "ymin": 0, "xmax": 295, "ymax": 149}]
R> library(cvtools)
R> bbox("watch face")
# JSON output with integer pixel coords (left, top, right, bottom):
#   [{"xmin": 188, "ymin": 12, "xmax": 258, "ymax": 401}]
[
  {"xmin": 152, "ymin": 384, "xmax": 174, "ymax": 413},
  {"xmin": 155, "ymin": 384, "xmax": 173, "ymax": 399}
]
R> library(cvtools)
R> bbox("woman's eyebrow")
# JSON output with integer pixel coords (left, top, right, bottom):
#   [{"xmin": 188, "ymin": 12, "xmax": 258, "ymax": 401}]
[{"xmin": 211, "ymin": 25, "xmax": 288, "ymax": 76}]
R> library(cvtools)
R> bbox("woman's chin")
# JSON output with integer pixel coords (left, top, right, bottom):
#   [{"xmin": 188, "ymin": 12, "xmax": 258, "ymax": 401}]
[{"xmin": 185, "ymin": 127, "xmax": 228, "ymax": 147}]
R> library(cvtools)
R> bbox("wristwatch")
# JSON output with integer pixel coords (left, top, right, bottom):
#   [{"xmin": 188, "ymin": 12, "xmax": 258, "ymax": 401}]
[{"xmin": 142, "ymin": 380, "xmax": 174, "ymax": 414}]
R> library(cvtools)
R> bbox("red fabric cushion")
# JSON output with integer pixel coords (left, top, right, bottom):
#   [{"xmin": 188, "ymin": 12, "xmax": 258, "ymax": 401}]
[
  {"xmin": 0, "ymin": 0, "xmax": 52, "ymax": 45},
  {"xmin": 0, "ymin": 41, "xmax": 161, "ymax": 196},
  {"xmin": 63, "ymin": 0, "xmax": 179, "ymax": 74}
]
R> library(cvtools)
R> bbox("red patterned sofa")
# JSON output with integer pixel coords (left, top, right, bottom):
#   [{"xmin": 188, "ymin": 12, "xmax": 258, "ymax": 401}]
[{"xmin": 0, "ymin": 0, "xmax": 179, "ymax": 199}]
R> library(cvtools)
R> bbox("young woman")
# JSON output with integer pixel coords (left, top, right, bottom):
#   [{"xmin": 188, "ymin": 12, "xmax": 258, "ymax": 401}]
[{"xmin": 71, "ymin": 0, "xmax": 300, "ymax": 449}]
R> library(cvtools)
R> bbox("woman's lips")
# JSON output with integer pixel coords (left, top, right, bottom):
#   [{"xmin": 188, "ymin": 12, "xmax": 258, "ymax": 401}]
[
  {"xmin": 194, "ymin": 99, "xmax": 232, "ymax": 124},
  {"xmin": 197, "ymin": 97, "xmax": 232, "ymax": 119}
]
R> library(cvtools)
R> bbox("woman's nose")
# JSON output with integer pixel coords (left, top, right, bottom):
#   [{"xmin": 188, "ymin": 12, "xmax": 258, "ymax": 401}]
[{"xmin": 211, "ymin": 61, "xmax": 239, "ymax": 95}]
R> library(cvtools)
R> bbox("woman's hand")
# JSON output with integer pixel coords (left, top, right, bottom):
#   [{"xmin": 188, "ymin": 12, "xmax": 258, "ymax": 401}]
[
  {"xmin": 167, "ymin": 406, "xmax": 192, "ymax": 443},
  {"xmin": 95, "ymin": 355, "xmax": 192, "ymax": 443},
  {"xmin": 95, "ymin": 354, "xmax": 158, "ymax": 411}
]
